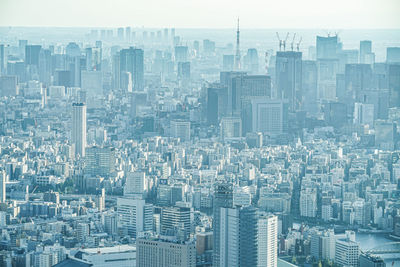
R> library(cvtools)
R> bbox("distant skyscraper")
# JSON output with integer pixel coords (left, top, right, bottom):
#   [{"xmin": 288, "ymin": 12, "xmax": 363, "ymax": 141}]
[
  {"xmin": 388, "ymin": 64, "xmax": 400, "ymax": 107},
  {"xmin": 119, "ymin": 47, "xmax": 144, "ymax": 91},
  {"xmin": 360, "ymin": 40, "xmax": 372, "ymax": 64},
  {"xmin": 257, "ymin": 214, "xmax": 278, "ymax": 267},
  {"xmin": 275, "ymin": 51, "xmax": 302, "ymax": 111},
  {"xmin": 251, "ymin": 99, "xmax": 288, "ymax": 135},
  {"xmin": 0, "ymin": 44, "xmax": 5, "ymax": 75},
  {"xmin": 316, "ymin": 36, "xmax": 338, "ymax": 60},
  {"xmin": 117, "ymin": 27, "xmax": 124, "ymax": 40},
  {"xmin": 244, "ymin": 48, "xmax": 259, "ymax": 74},
  {"xmin": 235, "ymin": 18, "xmax": 241, "ymax": 70},
  {"xmin": 353, "ymin": 102, "xmax": 374, "ymax": 126},
  {"xmin": 71, "ymin": 103, "xmax": 87, "ymax": 158},
  {"xmin": 213, "ymin": 183, "xmax": 233, "ymax": 267},
  {"xmin": 302, "ymin": 60, "xmax": 318, "ymax": 114},
  {"xmin": 223, "ymin": 55, "xmax": 234, "ymax": 71},
  {"xmin": 25, "ymin": 45, "xmax": 42, "ymax": 66},
  {"xmin": 174, "ymin": 46, "xmax": 189, "ymax": 62},
  {"xmin": 387, "ymin": 47, "xmax": 400, "ymax": 63},
  {"xmin": 207, "ymin": 86, "xmax": 227, "ymax": 125}
]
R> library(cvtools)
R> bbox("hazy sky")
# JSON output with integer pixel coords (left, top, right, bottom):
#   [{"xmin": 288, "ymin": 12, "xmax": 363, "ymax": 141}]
[{"xmin": 0, "ymin": 0, "xmax": 399, "ymax": 29}]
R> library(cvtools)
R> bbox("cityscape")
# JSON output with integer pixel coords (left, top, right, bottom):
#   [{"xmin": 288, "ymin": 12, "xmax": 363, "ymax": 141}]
[{"xmin": 0, "ymin": 1, "xmax": 400, "ymax": 267}]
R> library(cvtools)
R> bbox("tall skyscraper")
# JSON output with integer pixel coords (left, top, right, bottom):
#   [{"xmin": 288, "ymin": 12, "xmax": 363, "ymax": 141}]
[
  {"xmin": 275, "ymin": 51, "xmax": 302, "ymax": 111},
  {"xmin": 360, "ymin": 40, "xmax": 372, "ymax": 64},
  {"xmin": 71, "ymin": 103, "xmax": 87, "ymax": 158},
  {"xmin": 258, "ymin": 214, "xmax": 278, "ymax": 267},
  {"xmin": 25, "ymin": 45, "xmax": 42, "ymax": 66},
  {"xmin": 119, "ymin": 47, "xmax": 144, "ymax": 91},
  {"xmin": 0, "ymin": 170, "xmax": 5, "ymax": 203},
  {"xmin": 300, "ymin": 188, "xmax": 317, "ymax": 217},
  {"xmin": 0, "ymin": 44, "xmax": 5, "ymax": 75},
  {"xmin": 219, "ymin": 206, "xmax": 257, "ymax": 267},
  {"xmin": 174, "ymin": 46, "xmax": 189, "ymax": 62},
  {"xmin": 213, "ymin": 183, "xmax": 233, "ymax": 267},
  {"xmin": 316, "ymin": 36, "xmax": 338, "ymax": 60},
  {"xmin": 235, "ymin": 18, "xmax": 241, "ymax": 70}
]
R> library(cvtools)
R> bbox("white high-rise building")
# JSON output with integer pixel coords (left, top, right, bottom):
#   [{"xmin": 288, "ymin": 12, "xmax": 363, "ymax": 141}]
[
  {"xmin": 257, "ymin": 214, "xmax": 278, "ymax": 267},
  {"xmin": 321, "ymin": 229, "xmax": 336, "ymax": 261},
  {"xmin": 220, "ymin": 208, "xmax": 239, "ymax": 267},
  {"xmin": 117, "ymin": 197, "xmax": 153, "ymax": 238},
  {"xmin": 124, "ymin": 171, "xmax": 146, "ymax": 198},
  {"xmin": 300, "ymin": 188, "xmax": 317, "ymax": 217},
  {"xmin": 335, "ymin": 231, "xmax": 360, "ymax": 267},
  {"xmin": 0, "ymin": 170, "xmax": 5, "ymax": 203},
  {"xmin": 72, "ymin": 103, "xmax": 87, "ymax": 157}
]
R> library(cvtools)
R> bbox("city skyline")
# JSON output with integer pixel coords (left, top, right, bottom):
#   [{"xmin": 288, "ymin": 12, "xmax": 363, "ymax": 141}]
[{"xmin": 0, "ymin": 1, "xmax": 399, "ymax": 267}]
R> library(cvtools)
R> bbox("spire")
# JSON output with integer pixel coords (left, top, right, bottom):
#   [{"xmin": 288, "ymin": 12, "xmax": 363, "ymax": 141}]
[{"xmin": 235, "ymin": 18, "xmax": 241, "ymax": 70}]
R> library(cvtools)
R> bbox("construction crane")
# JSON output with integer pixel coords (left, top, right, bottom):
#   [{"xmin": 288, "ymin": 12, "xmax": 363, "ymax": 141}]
[
  {"xmin": 290, "ymin": 33, "xmax": 297, "ymax": 51},
  {"xmin": 276, "ymin": 32, "xmax": 283, "ymax": 51},
  {"xmin": 296, "ymin": 37, "xmax": 302, "ymax": 52},
  {"xmin": 283, "ymin": 32, "xmax": 290, "ymax": 51}
]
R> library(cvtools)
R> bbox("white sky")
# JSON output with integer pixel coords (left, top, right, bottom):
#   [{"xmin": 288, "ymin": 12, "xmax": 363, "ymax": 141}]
[{"xmin": 0, "ymin": 0, "xmax": 399, "ymax": 29}]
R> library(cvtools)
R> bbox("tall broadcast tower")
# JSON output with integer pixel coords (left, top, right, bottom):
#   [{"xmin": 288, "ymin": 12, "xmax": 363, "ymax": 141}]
[{"xmin": 235, "ymin": 18, "xmax": 241, "ymax": 70}]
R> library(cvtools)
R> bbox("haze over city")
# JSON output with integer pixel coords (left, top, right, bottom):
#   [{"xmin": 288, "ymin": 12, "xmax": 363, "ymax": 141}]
[{"xmin": 0, "ymin": 1, "xmax": 399, "ymax": 267}]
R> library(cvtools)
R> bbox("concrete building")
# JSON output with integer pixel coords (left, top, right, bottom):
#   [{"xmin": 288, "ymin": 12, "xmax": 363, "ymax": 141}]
[
  {"xmin": 171, "ymin": 120, "xmax": 190, "ymax": 142},
  {"xmin": 136, "ymin": 238, "xmax": 196, "ymax": 267},
  {"xmin": 117, "ymin": 197, "xmax": 153, "ymax": 238},
  {"xmin": 335, "ymin": 231, "xmax": 360, "ymax": 267},
  {"xmin": 72, "ymin": 103, "xmax": 87, "ymax": 158},
  {"xmin": 257, "ymin": 214, "xmax": 278, "ymax": 267},
  {"xmin": 251, "ymin": 99, "xmax": 288, "ymax": 135},
  {"xmin": 76, "ymin": 245, "xmax": 136, "ymax": 267},
  {"xmin": 124, "ymin": 171, "xmax": 146, "ymax": 198}
]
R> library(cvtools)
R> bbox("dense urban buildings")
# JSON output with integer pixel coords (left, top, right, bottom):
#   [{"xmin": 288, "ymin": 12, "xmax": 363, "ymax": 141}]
[{"xmin": 0, "ymin": 5, "xmax": 399, "ymax": 266}]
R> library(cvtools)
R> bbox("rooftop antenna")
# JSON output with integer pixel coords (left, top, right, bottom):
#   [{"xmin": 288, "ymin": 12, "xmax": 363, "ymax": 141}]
[
  {"xmin": 296, "ymin": 37, "xmax": 302, "ymax": 52},
  {"xmin": 283, "ymin": 32, "xmax": 289, "ymax": 51},
  {"xmin": 235, "ymin": 18, "xmax": 241, "ymax": 70},
  {"xmin": 290, "ymin": 33, "xmax": 296, "ymax": 51},
  {"xmin": 276, "ymin": 32, "xmax": 283, "ymax": 51}
]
